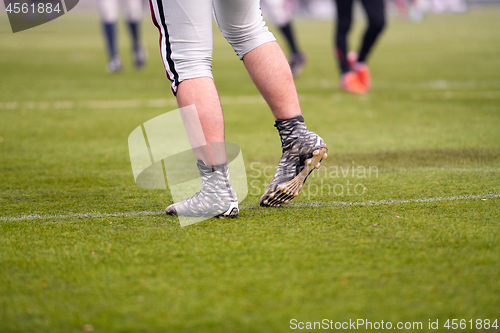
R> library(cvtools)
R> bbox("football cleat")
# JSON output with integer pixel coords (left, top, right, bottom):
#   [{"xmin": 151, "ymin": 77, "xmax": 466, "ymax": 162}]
[
  {"xmin": 260, "ymin": 115, "xmax": 328, "ymax": 207},
  {"xmin": 165, "ymin": 160, "xmax": 239, "ymax": 218},
  {"xmin": 356, "ymin": 63, "xmax": 371, "ymax": 92},
  {"xmin": 339, "ymin": 71, "xmax": 367, "ymax": 94},
  {"xmin": 107, "ymin": 56, "xmax": 122, "ymax": 73},
  {"xmin": 346, "ymin": 51, "xmax": 371, "ymax": 92}
]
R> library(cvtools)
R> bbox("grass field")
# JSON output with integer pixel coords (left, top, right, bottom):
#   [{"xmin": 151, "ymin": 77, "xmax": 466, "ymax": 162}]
[{"xmin": 1, "ymin": 6, "xmax": 500, "ymax": 332}]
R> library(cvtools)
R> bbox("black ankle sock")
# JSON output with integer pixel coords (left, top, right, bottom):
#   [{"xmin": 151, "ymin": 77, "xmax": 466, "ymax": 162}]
[
  {"xmin": 275, "ymin": 115, "xmax": 304, "ymax": 127},
  {"xmin": 279, "ymin": 22, "xmax": 299, "ymax": 55},
  {"xmin": 274, "ymin": 115, "xmax": 307, "ymax": 148},
  {"xmin": 128, "ymin": 22, "xmax": 140, "ymax": 52}
]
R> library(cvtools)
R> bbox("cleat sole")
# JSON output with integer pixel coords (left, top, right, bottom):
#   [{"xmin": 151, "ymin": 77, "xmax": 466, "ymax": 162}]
[{"xmin": 261, "ymin": 147, "xmax": 328, "ymax": 207}]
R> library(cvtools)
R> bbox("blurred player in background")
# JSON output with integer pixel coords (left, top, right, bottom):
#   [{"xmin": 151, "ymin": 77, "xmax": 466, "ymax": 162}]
[
  {"xmin": 429, "ymin": 0, "xmax": 466, "ymax": 14},
  {"xmin": 261, "ymin": 0, "xmax": 307, "ymax": 78},
  {"xmin": 97, "ymin": 0, "xmax": 147, "ymax": 72},
  {"xmin": 334, "ymin": 0, "xmax": 386, "ymax": 94}
]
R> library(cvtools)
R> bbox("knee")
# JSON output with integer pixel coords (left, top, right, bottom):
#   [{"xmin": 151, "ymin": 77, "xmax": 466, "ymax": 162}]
[
  {"xmin": 222, "ymin": 22, "xmax": 276, "ymax": 59},
  {"xmin": 173, "ymin": 55, "xmax": 213, "ymax": 81},
  {"xmin": 163, "ymin": 56, "xmax": 213, "ymax": 95}
]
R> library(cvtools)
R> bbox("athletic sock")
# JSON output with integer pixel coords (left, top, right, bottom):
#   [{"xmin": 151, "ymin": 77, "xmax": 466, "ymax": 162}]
[
  {"xmin": 358, "ymin": 0, "xmax": 385, "ymax": 62},
  {"xmin": 128, "ymin": 21, "xmax": 140, "ymax": 52},
  {"xmin": 103, "ymin": 23, "xmax": 117, "ymax": 60},
  {"xmin": 279, "ymin": 22, "xmax": 300, "ymax": 55},
  {"xmin": 275, "ymin": 115, "xmax": 307, "ymax": 148},
  {"xmin": 358, "ymin": 29, "xmax": 380, "ymax": 63},
  {"xmin": 337, "ymin": 50, "xmax": 351, "ymax": 74}
]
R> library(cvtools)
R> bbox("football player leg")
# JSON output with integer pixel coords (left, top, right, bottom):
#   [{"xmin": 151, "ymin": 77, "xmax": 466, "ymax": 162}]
[
  {"xmin": 356, "ymin": 0, "xmax": 386, "ymax": 91},
  {"xmin": 97, "ymin": 0, "xmax": 122, "ymax": 72},
  {"xmin": 150, "ymin": 0, "xmax": 328, "ymax": 216},
  {"xmin": 334, "ymin": 0, "xmax": 366, "ymax": 94},
  {"xmin": 125, "ymin": 0, "xmax": 147, "ymax": 68},
  {"xmin": 149, "ymin": 0, "xmax": 238, "ymax": 218},
  {"xmin": 215, "ymin": 0, "xmax": 328, "ymax": 207},
  {"xmin": 260, "ymin": 0, "xmax": 307, "ymax": 78}
]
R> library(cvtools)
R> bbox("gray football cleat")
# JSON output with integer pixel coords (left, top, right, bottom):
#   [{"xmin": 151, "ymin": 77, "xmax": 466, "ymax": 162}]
[
  {"xmin": 260, "ymin": 115, "xmax": 328, "ymax": 207},
  {"xmin": 165, "ymin": 160, "xmax": 239, "ymax": 218}
]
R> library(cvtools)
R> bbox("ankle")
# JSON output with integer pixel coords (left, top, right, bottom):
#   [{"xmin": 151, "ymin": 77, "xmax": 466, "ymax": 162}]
[{"xmin": 275, "ymin": 115, "xmax": 308, "ymax": 148}]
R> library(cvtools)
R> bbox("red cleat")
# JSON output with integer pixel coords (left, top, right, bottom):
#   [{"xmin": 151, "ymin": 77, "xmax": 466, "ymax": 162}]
[
  {"xmin": 340, "ymin": 71, "xmax": 367, "ymax": 94},
  {"xmin": 356, "ymin": 64, "xmax": 371, "ymax": 92}
]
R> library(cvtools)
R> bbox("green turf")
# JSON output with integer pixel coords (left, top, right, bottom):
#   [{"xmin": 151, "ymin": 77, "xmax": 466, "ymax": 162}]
[{"xmin": 1, "ymin": 7, "xmax": 500, "ymax": 333}]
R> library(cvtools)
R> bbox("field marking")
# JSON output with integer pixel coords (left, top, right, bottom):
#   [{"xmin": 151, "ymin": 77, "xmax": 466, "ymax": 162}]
[
  {"xmin": 414, "ymin": 167, "xmax": 500, "ymax": 172},
  {"xmin": 411, "ymin": 91, "xmax": 500, "ymax": 100},
  {"xmin": 290, "ymin": 193, "xmax": 500, "ymax": 208},
  {"xmin": 0, "ymin": 96, "xmax": 267, "ymax": 111},
  {"xmin": 299, "ymin": 79, "xmax": 500, "ymax": 91},
  {"xmin": 0, "ymin": 210, "xmax": 164, "ymax": 222},
  {"xmin": 1, "ymin": 193, "xmax": 498, "ymax": 222},
  {"xmin": 2, "ymin": 87, "xmax": 500, "ymax": 111}
]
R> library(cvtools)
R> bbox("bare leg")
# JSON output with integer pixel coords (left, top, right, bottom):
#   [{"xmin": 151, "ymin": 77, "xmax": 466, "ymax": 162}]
[
  {"xmin": 176, "ymin": 77, "xmax": 226, "ymax": 166},
  {"xmin": 242, "ymin": 42, "xmax": 328, "ymax": 207},
  {"xmin": 243, "ymin": 41, "xmax": 302, "ymax": 120},
  {"xmin": 175, "ymin": 42, "xmax": 301, "ymax": 165},
  {"xmin": 166, "ymin": 77, "xmax": 238, "ymax": 218}
]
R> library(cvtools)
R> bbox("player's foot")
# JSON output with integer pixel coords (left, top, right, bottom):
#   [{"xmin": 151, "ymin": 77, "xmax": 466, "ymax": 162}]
[
  {"xmin": 356, "ymin": 63, "xmax": 371, "ymax": 92},
  {"xmin": 346, "ymin": 52, "xmax": 371, "ymax": 91},
  {"xmin": 133, "ymin": 45, "xmax": 147, "ymax": 69},
  {"xmin": 260, "ymin": 115, "xmax": 328, "ymax": 207},
  {"xmin": 339, "ymin": 71, "xmax": 367, "ymax": 94},
  {"xmin": 289, "ymin": 52, "xmax": 307, "ymax": 78},
  {"xmin": 165, "ymin": 160, "xmax": 239, "ymax": 218},
  {"xmin": 107, "ymin": 56, "xmax": 122, "ymax": 73}
]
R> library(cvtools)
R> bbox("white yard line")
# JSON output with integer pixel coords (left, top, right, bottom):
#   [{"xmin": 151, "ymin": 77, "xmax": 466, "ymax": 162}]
[
  {"xmin": 411, "ymin": 91, "xmax": 500, "ymax": 100},
  {"xmin": 0, "ymin": 99, "xmax": 178, "ymax": 110},
  {"xmin": 1, "ymin": 193, "xmax": 498, "ymax": 222},
  {"xmin": 290, "ymin": 193, "xmax": 500, "ymax": 208},
  {"xmin": 0, "ymin": 96, "xmax": 267, "ymax": 111},
  {"xmin": 2, "ymin": 88, "xmax": 500, "ymax": 111},
  {"xmin": 0, "ymin": 210, "xmax": 165, "ymax": 222}
]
